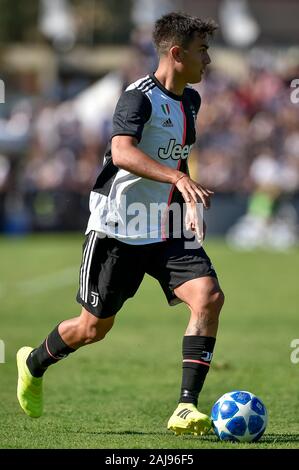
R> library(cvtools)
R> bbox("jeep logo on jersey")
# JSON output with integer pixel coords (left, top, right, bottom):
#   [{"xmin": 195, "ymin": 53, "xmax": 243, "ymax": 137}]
[{"xmin": 158, "ymin": 139, "xmax": 191, "ymax": 160}]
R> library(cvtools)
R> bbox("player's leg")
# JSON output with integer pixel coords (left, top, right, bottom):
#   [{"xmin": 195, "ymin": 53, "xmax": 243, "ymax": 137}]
[
  {"xmin": 147, "ymin": 238, "xmax": 224, "ymax": 435},
  {"xmin": 17, "ymin": 233, "xmax": 145, "ymax": 418},
  {"xmin": 59, "ymin": 307, "xmax": 115, "ymax": 347},
  {"xmin": 168, "ymin": 276, "xmax": 224, "ymax": 435},
  {"xmin": 17, "ymin": 307, "xmax": 115, "ymax": 418},
  {"xmin": 27, "ymin": 307, "xmax": 116, "ymax": 375},
  {"xmin": 175, "ymin": 276, "xmax": 224, "ymax": 402}
]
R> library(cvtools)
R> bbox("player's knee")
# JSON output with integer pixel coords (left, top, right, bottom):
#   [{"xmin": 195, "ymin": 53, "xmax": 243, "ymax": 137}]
[
  {"xmin": 212, "ymin": 289, "xmax": 225, "ymax": 313},
  {"xmin": 207, "ymin": 288, "xmax": 225, "ymax": 316},
  {"xmin": 192, "ymin": 285, "xmax": 225, "ymax": 316}
]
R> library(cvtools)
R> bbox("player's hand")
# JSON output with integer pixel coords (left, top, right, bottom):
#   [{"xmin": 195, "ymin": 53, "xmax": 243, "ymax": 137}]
[
  {"xmin": 175, "ymin": 174, "xmax": 214, "ymax": 208},
  {"xmin": 185, "ymin": 201, "xmax": 206, "ymax": 243}
]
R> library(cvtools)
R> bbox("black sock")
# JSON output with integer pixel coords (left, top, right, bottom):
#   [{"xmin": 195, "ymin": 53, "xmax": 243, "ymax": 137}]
[
  {"xmin": 179, "ymin": 335, "xmax": 216, "ymax": 406},
  {"xmin": 26, "ymin": 324, "xmax": 76, "ymax": 377}
]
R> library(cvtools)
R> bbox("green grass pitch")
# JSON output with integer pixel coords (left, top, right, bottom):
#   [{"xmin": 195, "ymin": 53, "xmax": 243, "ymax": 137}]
[{"xmin": 0, "ymin": 234, "xmax": 298, "ymax": 449}]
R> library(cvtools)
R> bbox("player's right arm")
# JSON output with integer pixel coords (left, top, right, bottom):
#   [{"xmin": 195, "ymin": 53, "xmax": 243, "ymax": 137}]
[
  {"xmin": 110, "ymin": 88, "xmax": 212, "ymax": 207},
  {"xmin": 112, "ymin": 135, "xmax": 212, "ymax": 207}
]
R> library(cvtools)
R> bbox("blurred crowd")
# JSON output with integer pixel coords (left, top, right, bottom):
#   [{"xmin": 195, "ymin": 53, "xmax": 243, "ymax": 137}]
[
  {"xmin": 0, "ymin": 44, "xmax": 298, "ymax": 238},
  {"xmin": 194, "ymin": 64, "xmax": 299, "ymax": 195}
]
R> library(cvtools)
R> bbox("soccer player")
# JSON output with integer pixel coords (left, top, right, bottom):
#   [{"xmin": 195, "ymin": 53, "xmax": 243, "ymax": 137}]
[{"xmin": 17, "ymin": 12, "xmax": 224, "ymax": 436}]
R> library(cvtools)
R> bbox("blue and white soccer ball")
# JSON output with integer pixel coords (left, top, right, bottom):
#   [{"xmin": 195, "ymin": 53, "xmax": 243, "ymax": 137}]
[{"xmin": 211, "ymin": 390, "xmax": 268, "ymax": 442}]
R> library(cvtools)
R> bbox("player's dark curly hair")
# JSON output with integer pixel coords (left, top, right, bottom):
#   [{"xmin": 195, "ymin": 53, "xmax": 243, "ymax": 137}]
[{"xmin": 153, "ymin": 12, "xmax": 218, "ymax": 55}]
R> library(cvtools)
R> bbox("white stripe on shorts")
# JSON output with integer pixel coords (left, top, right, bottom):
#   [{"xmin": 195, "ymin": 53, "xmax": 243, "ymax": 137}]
[
  {"xmin": 79, "ymin": 233, "xmax": 92, "ymax": 299},
  {"xmin": 80, "ymin": 231, "xmax": 97, "ymax": 302}
]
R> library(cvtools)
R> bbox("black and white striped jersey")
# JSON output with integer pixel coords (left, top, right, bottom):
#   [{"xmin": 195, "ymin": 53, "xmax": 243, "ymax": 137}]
[{"xmin": 86, "ymin": 73, "xmax": 201, "ymax": 244}]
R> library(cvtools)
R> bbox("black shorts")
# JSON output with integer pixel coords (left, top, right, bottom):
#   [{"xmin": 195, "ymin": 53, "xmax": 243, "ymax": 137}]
[{"xmin": 76, "ymin": 231, "xmax": 217, "ymax": 318}]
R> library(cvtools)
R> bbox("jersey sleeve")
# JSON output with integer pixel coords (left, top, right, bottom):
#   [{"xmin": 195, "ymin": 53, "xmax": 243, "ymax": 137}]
[{"xmin": 111, "ymin": 89, "xmax": 152, "ymax": 143}]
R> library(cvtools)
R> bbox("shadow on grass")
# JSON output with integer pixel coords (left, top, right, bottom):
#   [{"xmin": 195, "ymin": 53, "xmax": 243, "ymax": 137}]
[
  {"xmin": 197, "ymin": 433, "xmax": 299, "ymax": 445},
  {"xmin": 65, "ymin": 430, "xmax": 299, "ymax": 444},
  {"xmin": 68, "ymin": 430, "xmax": 165, "ymax": 436},
  {"xmin": 260, "ymin": 434, "xmax": 299, "ymax": 444}
]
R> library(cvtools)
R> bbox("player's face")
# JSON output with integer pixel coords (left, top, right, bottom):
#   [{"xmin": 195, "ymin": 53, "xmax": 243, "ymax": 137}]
[{"xmin": 180, "ymin": 34, "xmax": 211, "ymax": 83}]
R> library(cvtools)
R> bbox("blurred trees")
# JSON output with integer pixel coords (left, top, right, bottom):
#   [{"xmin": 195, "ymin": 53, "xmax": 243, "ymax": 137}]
[
  {"xmin": 72, "ymin": 0, "xmax": 133, "ymax": 44},
  {"xmin": 0, "ymin": 0, "xmax": 133, "ymax": 45},
  {"xmin": 0, "ymin": 0, "xmax": 39, "ymax": 43}
]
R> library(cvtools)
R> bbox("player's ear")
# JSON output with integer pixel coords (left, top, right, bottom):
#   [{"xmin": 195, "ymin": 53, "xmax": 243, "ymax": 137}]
[{"xmin": 170, "ymin": 45, "xmax": 184, "ymax": 63}]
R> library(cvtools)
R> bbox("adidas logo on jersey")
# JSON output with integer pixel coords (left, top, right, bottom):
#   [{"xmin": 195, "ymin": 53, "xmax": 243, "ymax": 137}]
[{"xmin": 162, "ymin": 118, "xmax": 173, "ymax": 127}]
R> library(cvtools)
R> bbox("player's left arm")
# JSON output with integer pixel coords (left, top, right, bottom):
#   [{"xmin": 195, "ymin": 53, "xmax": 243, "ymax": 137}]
[{"xmin": 184, "ymin": 88, "xmax": 209, "ymax": 240}]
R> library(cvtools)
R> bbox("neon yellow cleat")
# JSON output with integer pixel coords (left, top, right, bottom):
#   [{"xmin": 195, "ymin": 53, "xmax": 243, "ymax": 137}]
[
  {"xmin": 167, "ymin": 403, "xmax": 212, "ymax": 436},
  {"xmin": 17, "ymin": 346, "xmax": 43, "ymax": 418}
]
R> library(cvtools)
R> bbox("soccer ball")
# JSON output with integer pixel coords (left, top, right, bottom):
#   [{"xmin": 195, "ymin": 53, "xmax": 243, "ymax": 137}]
[{"xmin": 211, "ymin": 390, "xmax": 268, "ymax": 442}]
